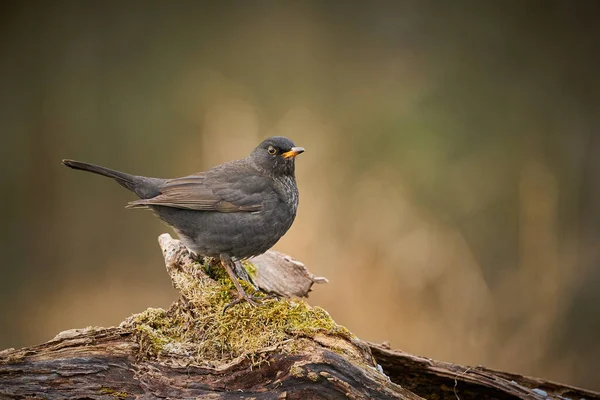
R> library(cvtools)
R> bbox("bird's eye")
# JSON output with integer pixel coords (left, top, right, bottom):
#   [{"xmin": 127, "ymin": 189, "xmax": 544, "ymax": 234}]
[{"xmin": 267, "ymin": 146, "xmax": 277, "ymax": 155}]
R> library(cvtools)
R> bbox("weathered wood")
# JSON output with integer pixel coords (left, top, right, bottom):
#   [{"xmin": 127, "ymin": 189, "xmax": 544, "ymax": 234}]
[
  {"xmin": 0, "ymin": 234, "xmax": 598, "ymax": 399},
  {"xmin": 369, "ymin": 343, "xmax": 600, "ymax": 400},
  {"xmin": 0, "ymin": 327, "xmax": 419, "ymax": 399},
  {"xmin": 249, "ymin": 250, "xmax": 328, "ymax": 298}
]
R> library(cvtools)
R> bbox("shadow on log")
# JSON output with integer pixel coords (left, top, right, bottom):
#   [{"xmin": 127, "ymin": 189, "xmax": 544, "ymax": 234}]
[{"xmin": 1, "ymin": 234, "xmax": 599, "ymax": 399}]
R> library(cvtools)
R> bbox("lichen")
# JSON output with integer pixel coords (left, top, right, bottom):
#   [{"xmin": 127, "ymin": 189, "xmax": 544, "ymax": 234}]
[{"xmin": 122, "ymin": 259, "xmax": 352, "ymax": 366}]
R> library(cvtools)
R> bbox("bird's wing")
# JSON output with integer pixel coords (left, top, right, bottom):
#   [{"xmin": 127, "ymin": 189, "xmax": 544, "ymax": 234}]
[{"xmin": 126, "ymin": 167, "xmax": 267, "ymax": 213}]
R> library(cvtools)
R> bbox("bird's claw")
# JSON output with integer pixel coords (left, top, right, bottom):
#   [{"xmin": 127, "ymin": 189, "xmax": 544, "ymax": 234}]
[
  {"xmin": 219, "ymin": 253, "xmax": 278, "ymax": 312},
  {"xmin": 223, "ymin": 290, "xmax": 263, "ymax": 313}
]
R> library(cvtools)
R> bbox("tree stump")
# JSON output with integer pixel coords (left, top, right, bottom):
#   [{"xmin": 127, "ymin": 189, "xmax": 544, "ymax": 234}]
[{"xmin": 1, "ymin": 234, "xmax": 598, "ymax": 399}]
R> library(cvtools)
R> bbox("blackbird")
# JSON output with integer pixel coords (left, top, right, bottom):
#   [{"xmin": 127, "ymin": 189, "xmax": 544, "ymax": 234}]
[{"xmin": 62, "ymin": 136, "xmax": 304, "ymax": 308}]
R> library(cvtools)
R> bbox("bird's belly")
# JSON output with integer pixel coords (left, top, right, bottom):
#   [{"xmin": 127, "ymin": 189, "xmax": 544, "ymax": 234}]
[{"xmin": 151, "ymin": 204, "xmax": 295, "ymax": 259}]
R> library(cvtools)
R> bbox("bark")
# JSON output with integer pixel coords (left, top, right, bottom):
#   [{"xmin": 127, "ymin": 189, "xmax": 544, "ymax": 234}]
[
  {"xmin": 369, "ymin": 343, "xmax": 600, "ymax": 400},
  {"xmin": 1, "ymin": 234, "xmax": 598, "ymax": 399},
  {"xmin": 0, "ymin": 327, "xmax": 416, "ymax": 400}
]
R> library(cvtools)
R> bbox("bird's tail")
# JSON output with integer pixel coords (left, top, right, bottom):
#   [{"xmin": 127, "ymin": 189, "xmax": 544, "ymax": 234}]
[{"xmin": 62, "ymin": 159, "xmax": 138, "ymax": 193}]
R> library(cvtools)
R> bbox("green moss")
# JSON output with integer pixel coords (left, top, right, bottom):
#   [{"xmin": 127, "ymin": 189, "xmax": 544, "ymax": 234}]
[
  {"xmin": 123, "ymin": 259, "xmax": 352, "ymax": 366},
  {"xmin": 99, "ymin": 388, "xmax": 129, "ymax": 398},
  {"xmin": 241, "ymin": 260, "xmax": 258, "ymax": 280},
  {"xmin": 289, "ymin": 365, "xmax": 305, "ymax": 378},
  {"xmin": 307, "ymin": 371, "xmax": 320, "ymax": 382}
]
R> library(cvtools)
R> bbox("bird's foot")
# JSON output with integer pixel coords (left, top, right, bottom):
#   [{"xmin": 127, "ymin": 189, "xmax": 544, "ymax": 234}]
[
  {"xmin": 220, "ymin": 253, "xmax": 271, "ymax": 311},
  {"xmin": 223, "ymin": 289, "xmax": 281, "ymax": 312},
  {"xmin": 223, "ymin": 289, "xmax": 264, "ymax": 312}
]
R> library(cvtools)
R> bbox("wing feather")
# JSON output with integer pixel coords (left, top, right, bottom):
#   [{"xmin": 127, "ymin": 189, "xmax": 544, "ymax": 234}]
[{"xmin": 126, "ymin": 167, "xmax": 266, "ymax": 213}]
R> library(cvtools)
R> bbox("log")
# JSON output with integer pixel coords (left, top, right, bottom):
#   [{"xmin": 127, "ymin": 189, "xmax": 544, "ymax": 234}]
[
  {"xmin": 369, "ymin": 343, "xmax": 600, "ymax": 400},
  {"xmin": 0, "ymin": 234, "xmax": 598, "ymax": 399}
]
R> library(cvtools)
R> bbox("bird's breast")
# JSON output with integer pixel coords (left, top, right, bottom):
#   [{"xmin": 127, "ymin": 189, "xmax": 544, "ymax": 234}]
[{"xmin": 273, "ymin": 176, "xmax": 299, "ymax": 214}]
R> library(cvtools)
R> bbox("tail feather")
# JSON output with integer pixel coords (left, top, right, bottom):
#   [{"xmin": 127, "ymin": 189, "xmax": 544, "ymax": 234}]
[{"xmin": 62, "ymin": 159, "xmax": 138, "ymax": 193}]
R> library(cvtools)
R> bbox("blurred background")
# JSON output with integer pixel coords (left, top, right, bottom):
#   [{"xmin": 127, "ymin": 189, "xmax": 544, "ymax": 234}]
[{"xmin": 1, "ymin": 0, "xmax": 600, "ymax": 390}]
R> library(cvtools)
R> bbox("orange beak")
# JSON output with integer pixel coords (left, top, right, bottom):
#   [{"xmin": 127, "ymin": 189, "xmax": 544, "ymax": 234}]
[{"xmin": 282, "ymin": 147, "xmax": 305, "ymax": 159}]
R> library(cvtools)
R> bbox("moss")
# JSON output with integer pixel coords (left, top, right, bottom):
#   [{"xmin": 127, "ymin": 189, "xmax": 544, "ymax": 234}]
[
  {"xmin": 122, "ymin": 259, "xmax": 352, "ymax": 366},
  {"xmin": 241, "ymin": 260, "xmax": 258, "ymax": 280},
  {"xmin": 5, "ymin": 353, "xmax": 25, "ymax": 363},
  {"xmin": 99, "ymin": 388, "xmax": 129, "ymax": 398},
  {"xmin": 307, "ymin": 371, "xmax": 320, "ymax": 382},
  {"xmin": 289, "ymin": 365, "xmax": 305, "ymax": 378}
]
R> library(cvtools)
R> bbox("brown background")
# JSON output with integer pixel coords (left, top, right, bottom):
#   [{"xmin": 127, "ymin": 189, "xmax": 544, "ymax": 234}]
[{"xmin": 1, "ymin": 0, "xmax": 600, "ymax": 391}]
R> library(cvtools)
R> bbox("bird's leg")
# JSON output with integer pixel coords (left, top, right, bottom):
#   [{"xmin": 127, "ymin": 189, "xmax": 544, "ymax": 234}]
[
  {"xmin": 232, "ymin": 259, "xmax": 257, "ymax": 289},
  {"xmin": 220, "ymin": 254, "xmax": 260, "ymax": 310},
  {"xmin": 205, "ymin": 256, "xmax": 221, "ymax": 277}
]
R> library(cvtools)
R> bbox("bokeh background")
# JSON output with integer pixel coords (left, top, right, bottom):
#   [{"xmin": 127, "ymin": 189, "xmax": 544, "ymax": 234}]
[{"xmin": 2, "ymin": 0, "xmax": 600, "ymax": 390}]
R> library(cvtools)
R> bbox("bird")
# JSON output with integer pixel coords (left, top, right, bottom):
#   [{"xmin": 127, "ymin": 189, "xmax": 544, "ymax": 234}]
[{"xmin": 62, "ymin": 136, "xmax": 304, "ymax": 308}]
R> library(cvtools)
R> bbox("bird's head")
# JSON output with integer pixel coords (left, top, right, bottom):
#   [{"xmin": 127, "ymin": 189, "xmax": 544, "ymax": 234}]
[{"xmin": 249, "ymin": 136, "xmax": 304, "ymax": 177}]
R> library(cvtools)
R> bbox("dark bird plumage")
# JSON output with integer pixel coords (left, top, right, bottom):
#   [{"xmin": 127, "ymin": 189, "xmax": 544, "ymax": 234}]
[{"xmin": 63, "ymin": 136, "xmax": 304, "ymax": 307}]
